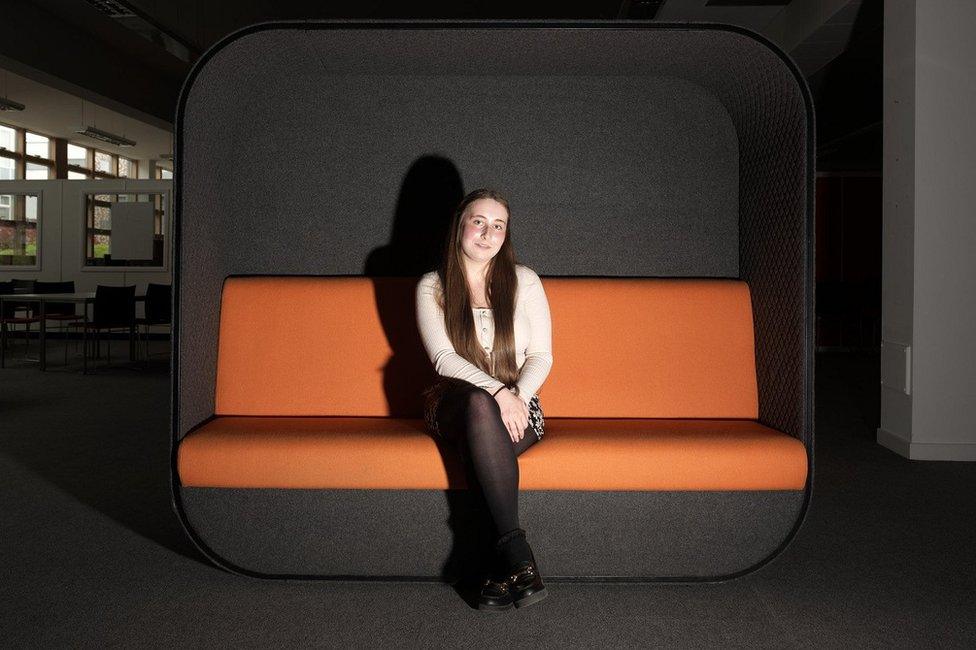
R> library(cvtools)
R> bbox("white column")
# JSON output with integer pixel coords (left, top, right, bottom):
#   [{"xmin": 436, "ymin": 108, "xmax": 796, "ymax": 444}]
[{"xmin": 879, "ymin": 0, "xmax": 976, "ymax": 460}]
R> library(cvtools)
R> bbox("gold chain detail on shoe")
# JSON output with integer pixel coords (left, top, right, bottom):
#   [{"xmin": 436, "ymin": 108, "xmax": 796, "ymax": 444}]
[
  {"xmin": 509, "ymin": 564, "xmax": 535, "ymax": 582},
  {"xmin": 484, "ymin": 577, "xmax": 509, "ymax": 592}
]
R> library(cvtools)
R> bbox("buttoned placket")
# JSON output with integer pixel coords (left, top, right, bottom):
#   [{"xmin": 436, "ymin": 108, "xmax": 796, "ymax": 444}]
[{"xmin": 478, "ymin": 309, "xmax": 492, "ymax": 372}]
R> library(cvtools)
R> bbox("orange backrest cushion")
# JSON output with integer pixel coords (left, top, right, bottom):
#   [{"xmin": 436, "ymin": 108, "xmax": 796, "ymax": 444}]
[{"xmin": 214, "ymin": 276, "xmax": 758, "ymax": 419}]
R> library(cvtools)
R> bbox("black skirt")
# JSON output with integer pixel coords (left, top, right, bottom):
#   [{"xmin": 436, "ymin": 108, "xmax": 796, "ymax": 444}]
[{"xmin": 422, "ymin": 376, "xmax": 545, "ymax": 442}]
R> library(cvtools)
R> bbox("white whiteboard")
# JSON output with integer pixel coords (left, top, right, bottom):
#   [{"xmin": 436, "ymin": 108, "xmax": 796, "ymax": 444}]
[{"xmin": 110, "ymin": 202, "xmax": 154, "ymax": 260}]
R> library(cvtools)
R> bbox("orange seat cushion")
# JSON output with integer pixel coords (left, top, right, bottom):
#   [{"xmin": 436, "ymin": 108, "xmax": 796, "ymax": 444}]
[
  {"xmin": 214, "ymin": 276, "xmax": 758, "ymax": 419},
  {"xmin": 179, "ymin": 417, "xmax": 807, "ymax": 491}
]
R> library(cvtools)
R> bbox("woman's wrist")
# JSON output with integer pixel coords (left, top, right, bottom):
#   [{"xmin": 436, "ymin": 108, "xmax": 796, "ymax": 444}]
[{"xmin": 490, "ymin": 384, "xmax": 520, "ymax": 398}]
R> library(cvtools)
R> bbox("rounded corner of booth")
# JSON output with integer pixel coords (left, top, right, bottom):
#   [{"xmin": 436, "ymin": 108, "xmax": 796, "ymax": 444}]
[
  {"xmin": 168, "ymin": 496, "xmax": 281, "ymax": 580},
  {"xmin": 175, "ymin": 20, "xmax": 291, "ymax": 136},
  {"xmin": 167, "ymin": 416, "xmax": 288, "ymax": 581},
  {"xmin": 696, "ymin": 21, "xmax": 816, "ymax": 113},
  {"xmin": 724, "ymin": 473, "xmax": 815, "ymax": 583}
]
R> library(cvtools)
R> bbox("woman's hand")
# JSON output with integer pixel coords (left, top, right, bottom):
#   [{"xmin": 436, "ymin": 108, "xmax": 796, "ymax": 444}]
[{"xmin": 494, "ymin": 388, "xmax": 530, "ymax": 442}]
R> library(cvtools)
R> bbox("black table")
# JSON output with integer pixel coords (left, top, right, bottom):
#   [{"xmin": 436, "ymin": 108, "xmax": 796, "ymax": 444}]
[{"xmin": 0, "ymin": 292, "xmax": 145, "ymax": 372}]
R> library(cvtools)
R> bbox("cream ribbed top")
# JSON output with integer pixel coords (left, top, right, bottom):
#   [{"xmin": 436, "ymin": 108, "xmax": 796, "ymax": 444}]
[{"xmin": 415, "ymin": 264, "xmax": 554, "ymax": 406}]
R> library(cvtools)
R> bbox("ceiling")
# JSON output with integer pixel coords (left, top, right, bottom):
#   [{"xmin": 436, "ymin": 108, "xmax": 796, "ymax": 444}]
[
  {"xmin": 0, "ymin": 67, "xmax": 174, "ymax": 165},
  {"xmin": 0, "ymin": 0, "xmax": 881, "ymax": 171}
]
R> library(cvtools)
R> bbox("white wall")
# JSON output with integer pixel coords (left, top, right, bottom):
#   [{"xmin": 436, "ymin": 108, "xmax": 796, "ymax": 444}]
[
  {"xmin": 879, "ymin": 0, "xmax": 976, "ymax": 460},
  {"xmin": 0, "ymin": 178, "xmax": 172, "ymax": 321}
]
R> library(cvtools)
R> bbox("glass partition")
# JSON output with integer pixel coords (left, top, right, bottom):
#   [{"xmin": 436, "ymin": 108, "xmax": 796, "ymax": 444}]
[
  {"xmin": 84, "ymin": 192, "xmax": 166, "ymax": 267},
  {"xmin": 0, "ymin": 193, "xmax": 40, "ymax": 267}
]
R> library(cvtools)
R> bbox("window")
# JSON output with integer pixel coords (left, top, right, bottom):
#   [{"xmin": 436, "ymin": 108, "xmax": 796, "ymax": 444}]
[
  {"xmin": 66, "ymin": 143, "xmax": 89, "ymax": 179},
  {"xmin": 68, "ymin": 142, "xmax": 93, "ymax": 178},
  {"xmin": 154, "ymin": 166, "xmax": 172, "ymax": 180},
  {"xmin": 0, "ymin": 193, "xmax": 41, "ymax": 267},
  {"xmin": 0, "ymin": 124, "xmax": 15, "ymax": 152},
  {"xmin": 25, "ymin": 132, "xmax": 52, "ymax": 159},
  {"xmin": 66, "ymin": 144, "xmax": 136, "ymax": 179},
  {"xmin": 1, "ymin": 123, "xmax": 21, "ymax": 179},
  {"xmin": 0, "ymin": 122, "xmax": 140, "ymax": 180},
  {"xmin": 1, "ymin": 123, "xmax": 55, "ymax": 179},
  {"xmin": 25, "ymin": 131, "xmax": 54, "ymax": 179},
  {"xmin": 84, "ymin": 192, "xmax": 166, "ymax": 267},
  {"xmin": 0, "ymin": 156, "xmax": 14, "ymax": 181},
  {"xmin": 67, "ymin": 143, "xmax": 87, "ymax": 165},
  {"xmin": 26, "ymin": 162, "xmax": 52, "ymax": 180},
  {"xmin": 94, "ymin": 151, "xmax": 114, "ymax": 175}
]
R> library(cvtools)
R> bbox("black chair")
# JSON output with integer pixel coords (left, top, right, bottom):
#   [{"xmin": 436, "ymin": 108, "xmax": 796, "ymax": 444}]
[
  {"xmin": 8, "ymin": 277, "xmax": 39, "ymax": 327},
  {"xmin": 134, "ymin": 283, "xmax": 171, "ymax": 366},
  {"xmin": 66, "ymin": 285, "xmax": 137, "ymax": 372},
  {"xmin": 34, "ymin": 280, "xmax": 85, "ymax": 366},
  {"xmin": 0, "ymin": 280, "xmax": 42, "ymax": 365},
  {"xmin": 6, "ymin": 278, "xmax": 36, "ymax": 320},
  {"xmin": 11, "ymin": 278, "xmax": 36, "ymax": 294}
]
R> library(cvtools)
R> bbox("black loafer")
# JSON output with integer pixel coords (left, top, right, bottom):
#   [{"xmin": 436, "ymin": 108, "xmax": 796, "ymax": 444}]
[
  {"xmin": 507, "ymin": 561, "xmax": 548, "ymax": 608},
  {"xmin": 478, "ymin": 575, "xmax": 514, "ymax": 612}
]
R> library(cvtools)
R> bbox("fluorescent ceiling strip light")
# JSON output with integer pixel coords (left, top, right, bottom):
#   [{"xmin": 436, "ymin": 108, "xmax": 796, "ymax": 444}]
[
  {"xmin": 0, "ymin": 97, "xmax": 26, "ymax": 111},
  {"xmin": 75, "ymin": 125, "xmax": 136, "ymax": 147}
]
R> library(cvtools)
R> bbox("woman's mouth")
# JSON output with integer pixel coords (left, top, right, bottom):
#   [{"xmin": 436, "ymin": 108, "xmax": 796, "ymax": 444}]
[{"xmin": 476, "ymin": 243, "xmax": 489, "ymax": 249}]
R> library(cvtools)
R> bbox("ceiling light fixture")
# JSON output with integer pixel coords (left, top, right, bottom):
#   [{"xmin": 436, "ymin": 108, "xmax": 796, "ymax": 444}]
[
  {"xmin": 0, "ymin": 71, "xmax": 25, "ymax": 111},
  {"xmin": 0, "ymin": 96, "xmax": 25, "ymax": 111},
  {"xmin": 75, "ymin": 125, "xmax": 136, "ymax": 147}
]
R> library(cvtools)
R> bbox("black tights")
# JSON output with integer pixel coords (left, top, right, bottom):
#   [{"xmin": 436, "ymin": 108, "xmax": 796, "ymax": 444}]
[{"xmin": 436, "ymin": 383, "xmax": 541, "ymax": 539}]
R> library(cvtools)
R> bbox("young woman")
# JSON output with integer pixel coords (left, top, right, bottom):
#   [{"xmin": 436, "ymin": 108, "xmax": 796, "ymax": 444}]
[{"xmin": 415, "ymin": 188, "xmax": 553, "ymax": 612}]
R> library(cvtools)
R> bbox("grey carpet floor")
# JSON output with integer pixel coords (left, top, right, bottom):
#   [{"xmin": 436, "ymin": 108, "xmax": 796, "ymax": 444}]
[{"xmin": 1, "ymin": 342, "xmax": 974, "ymax": 648}]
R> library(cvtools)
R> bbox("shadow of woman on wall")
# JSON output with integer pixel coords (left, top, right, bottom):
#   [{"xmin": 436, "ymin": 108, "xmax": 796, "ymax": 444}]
[{"xmin": 364, "ymin": 155, "xmax": 501, "ymax": 603}]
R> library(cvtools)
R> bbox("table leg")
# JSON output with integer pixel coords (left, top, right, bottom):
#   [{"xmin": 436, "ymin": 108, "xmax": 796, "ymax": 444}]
[
  {"xmin": 40, "ymin": 300, "xmax": 47, "ymax": 371},
  {"xmin": 1, "ymin": 297, "xmax": 6, "ymax": 369},
  {"xmin": 83, "ymin": 301, "xmax": 88, "ymax": 375}
]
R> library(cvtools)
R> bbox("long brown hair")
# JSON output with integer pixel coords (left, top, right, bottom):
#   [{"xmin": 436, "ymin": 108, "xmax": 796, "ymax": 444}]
[{"xmin": 434, "ymin": 188, "xmax": 519, "ymax": 386}]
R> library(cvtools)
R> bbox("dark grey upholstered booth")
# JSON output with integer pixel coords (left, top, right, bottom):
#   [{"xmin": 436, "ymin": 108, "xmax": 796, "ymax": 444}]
[{"xmin": 172, "ymin": 21, "xmax": 815, "ymax": 581}]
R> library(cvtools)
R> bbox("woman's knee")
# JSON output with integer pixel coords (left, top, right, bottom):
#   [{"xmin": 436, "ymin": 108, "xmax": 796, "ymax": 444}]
[
  {"xmin": 462, "ymin": 386, "xmax": 502, "ymax": 419},
  {"xmin": 437, "ymin": 384, "xmax": 503, "ymax": 443}
]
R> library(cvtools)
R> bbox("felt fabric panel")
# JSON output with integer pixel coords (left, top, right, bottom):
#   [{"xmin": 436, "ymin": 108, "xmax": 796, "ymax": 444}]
[{"xmin": 179, "ymin": 485, "xmax": 806, "ymax": 579}]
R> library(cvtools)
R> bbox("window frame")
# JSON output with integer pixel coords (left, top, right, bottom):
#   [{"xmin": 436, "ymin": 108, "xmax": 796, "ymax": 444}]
[
  {"xmin": 21, "ymin": 129, "xmax": 55, "ymax": 180},
  {"xmin": 79, "ymin": 180, "xmax": 170, "ymax": 272},
  {"xmin": 1, "ymin": 122, "xmax": 25, "ymax": 180},
  {"xmin": 0, "ymin": 188, "xmax": 43, "ymax": 271},
  {"xmin": 67, "ymin": 142, "xmax": 94, "ymax": 179},
  {"xmin": 2, "ymin": 122, "xmax": 140, "ymax": 181}
]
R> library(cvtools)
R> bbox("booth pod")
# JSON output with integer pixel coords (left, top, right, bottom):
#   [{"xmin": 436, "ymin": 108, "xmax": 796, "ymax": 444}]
[{"xmin": 172, "ymin": 21, "xmax": 815, "ymax": 581}]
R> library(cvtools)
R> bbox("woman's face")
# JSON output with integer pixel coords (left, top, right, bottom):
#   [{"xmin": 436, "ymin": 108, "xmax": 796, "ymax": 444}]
[{"xmin": 459, "ymin": 198, "xmax": 508, "ymax": 265}]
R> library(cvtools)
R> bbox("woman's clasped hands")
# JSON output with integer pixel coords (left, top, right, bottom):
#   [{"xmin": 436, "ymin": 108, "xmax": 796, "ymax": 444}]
[{"xmin": 494, "ymin": 387, "xmax": 530, "ymax": 443}]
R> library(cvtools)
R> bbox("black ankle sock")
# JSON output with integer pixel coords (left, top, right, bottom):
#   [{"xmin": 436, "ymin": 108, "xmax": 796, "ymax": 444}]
[{"xmin": 495, "ymin": 528, "xmax": 533, "ymax": 571}]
